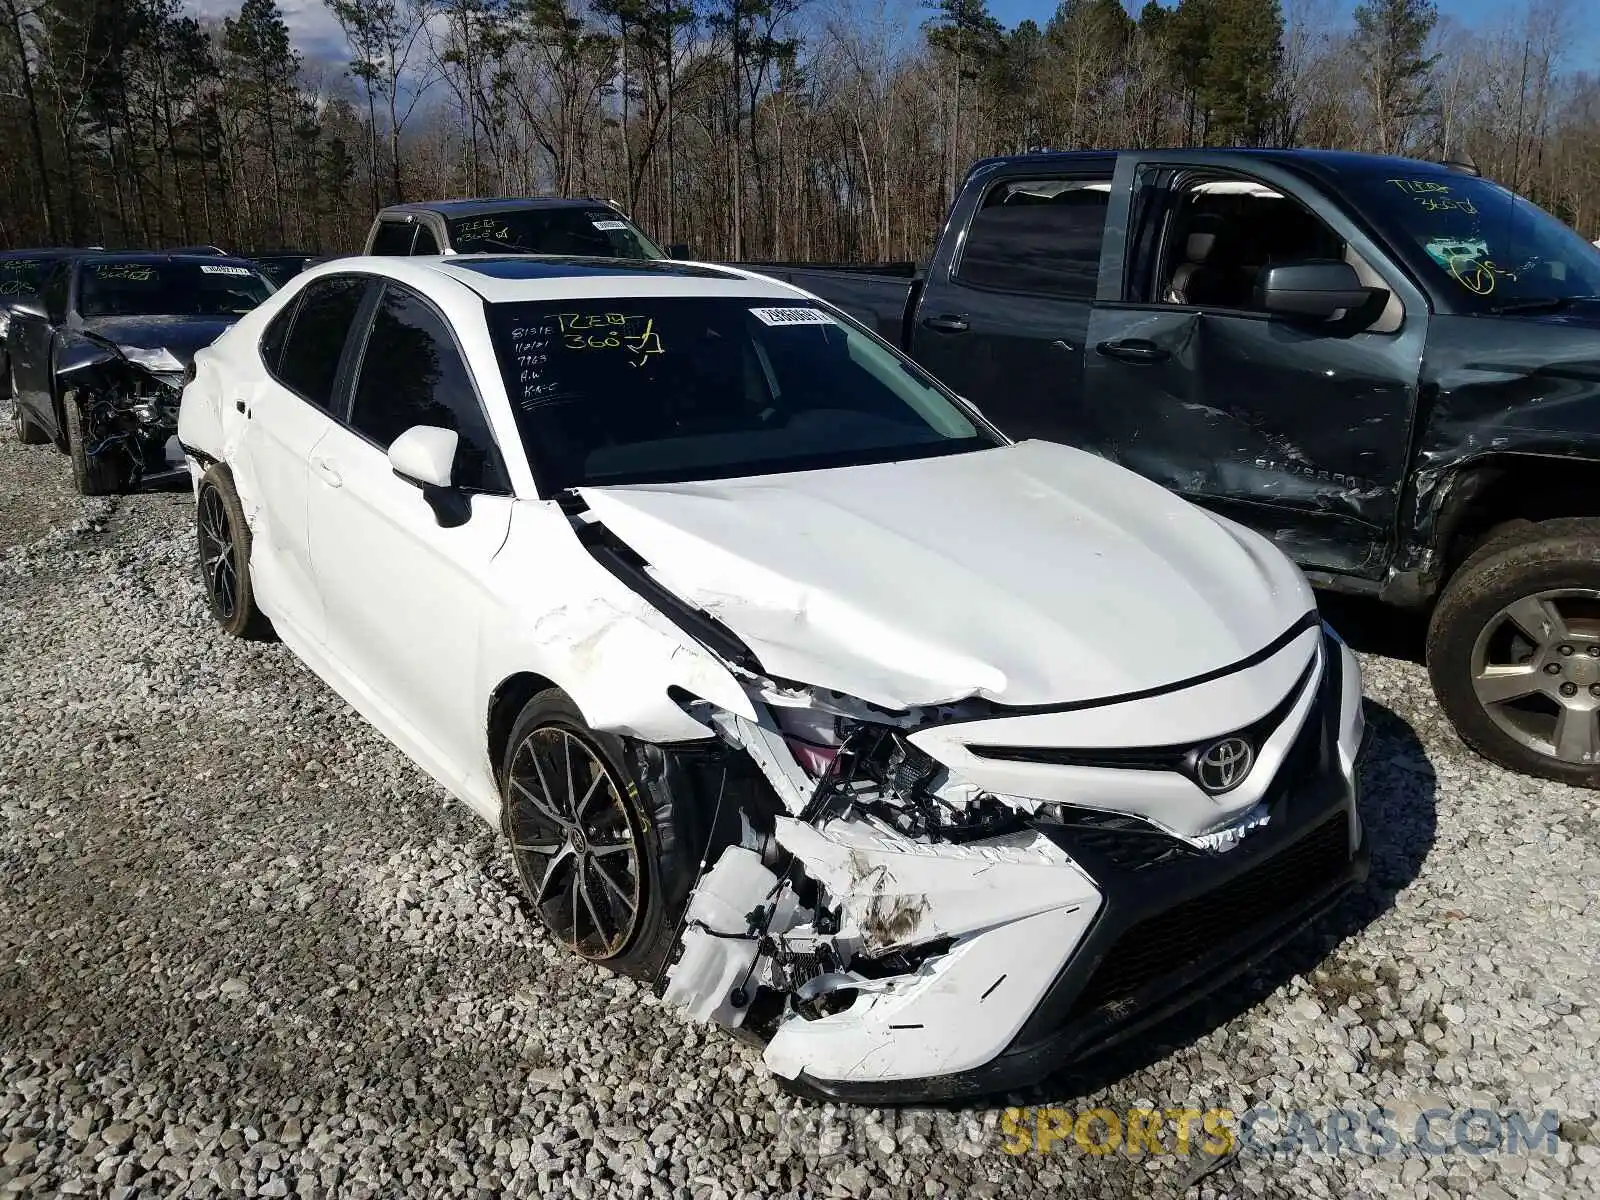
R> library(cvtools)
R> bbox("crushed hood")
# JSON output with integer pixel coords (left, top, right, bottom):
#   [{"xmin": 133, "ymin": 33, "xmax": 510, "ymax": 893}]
[
  {"xmin": 81, "ymin": 315, "xmax": 240, "ymax": 366},
  {"xmin": 577, "ymin": 440, "xmax": 1314, "ymax": 710}
]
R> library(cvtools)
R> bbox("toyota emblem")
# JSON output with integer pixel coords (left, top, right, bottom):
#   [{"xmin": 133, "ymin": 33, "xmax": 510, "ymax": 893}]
[{"xmin": 1195, "ymin": 737, "xmax": 1254, "ymax": 794}]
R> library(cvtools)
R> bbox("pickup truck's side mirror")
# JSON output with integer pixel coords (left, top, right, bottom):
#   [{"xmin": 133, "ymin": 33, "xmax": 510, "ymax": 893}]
[
  {"xmin": 388, "ymin": 425, "xmax": 471, "ymax": 527},
  {"xmin": 7, "ymin": 299, "xmax": 46, "ymax": 321},
  {"xmin": 1257, "ymin": 261, "xmax": 1371, "ymax": 320}
]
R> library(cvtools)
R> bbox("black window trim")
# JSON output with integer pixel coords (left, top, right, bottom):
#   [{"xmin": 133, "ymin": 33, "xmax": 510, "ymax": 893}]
[
  {"xmin": 950, "ymin": 169, "xmax": 1116, "ymax": 303},
  {"xmin": 257, "ymin": 290, "xmax": 304, "ymax": 380},
  {"xmin": 339, "ymin": 277, "xmax": 513, "ymax": 496},
  {"xmin": 260, "ymin": 271, "xmax": 376, "ymax": 413}
]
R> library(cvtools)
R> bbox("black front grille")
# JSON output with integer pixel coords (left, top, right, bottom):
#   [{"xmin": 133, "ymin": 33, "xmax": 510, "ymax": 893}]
[
  {"xmin": 1066, "ymin": 813, "xmax": 1351, "ymax": 1020},
  {"xmin": 1050, "ymin": 810, "xmax": 1204, "ymax": 871}
]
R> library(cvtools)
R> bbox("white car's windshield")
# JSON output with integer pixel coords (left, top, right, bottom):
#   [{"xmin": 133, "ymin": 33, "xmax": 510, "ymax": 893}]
[{"xmin": 485, "ymin": 296, "xmax": 1000, "ymax": 489}]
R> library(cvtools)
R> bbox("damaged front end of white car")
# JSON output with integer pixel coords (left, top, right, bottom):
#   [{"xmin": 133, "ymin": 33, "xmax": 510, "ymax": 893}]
[{"xmin": 559, "ymin": 456, "xmax": 1372, "ymax": 1104}]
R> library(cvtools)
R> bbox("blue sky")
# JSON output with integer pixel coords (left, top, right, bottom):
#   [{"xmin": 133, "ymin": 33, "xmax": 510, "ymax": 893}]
[{"xmin": 986, "ymin": 0, "xmax": 1600, "ymax": 63}]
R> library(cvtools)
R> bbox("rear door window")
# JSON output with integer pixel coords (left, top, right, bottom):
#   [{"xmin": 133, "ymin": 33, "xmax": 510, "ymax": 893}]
[
  {"xmin": 369, "ymin": 221, "xmax": 416, "ymax": 256},
  {"xmin": 276, "ymin": 276, "xmax": 368, "ymax": 409},
  {"xmin": 956, "ymin": 177, "xmax": 1112, "ymax": 298}
]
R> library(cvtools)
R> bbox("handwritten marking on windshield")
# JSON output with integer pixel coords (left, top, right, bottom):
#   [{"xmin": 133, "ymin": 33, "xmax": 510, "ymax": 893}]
[
  {"xmin": 556, "ymin": 312, "xmax": 665, "ymax": 365},
  {"xmin": 93, "ymin": 263, "xmax": 156, "ymax": 281},
  {"xmin": 1388, "ymin": 178, "xmax": 1452, "ymax": 195},
  {"xmin": 1448, "ymin": 255, "xmax": 1516, "ymax": 295}
]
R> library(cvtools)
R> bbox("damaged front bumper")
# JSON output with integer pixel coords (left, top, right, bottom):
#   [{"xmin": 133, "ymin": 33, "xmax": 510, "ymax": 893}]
[
  {"xmin": 657, "ymin": 624, "xmax": 1370, "ymax": 1103},
  {"xmin": 59, "ymin": 349, "xmax": 186, "ymax": 485}
]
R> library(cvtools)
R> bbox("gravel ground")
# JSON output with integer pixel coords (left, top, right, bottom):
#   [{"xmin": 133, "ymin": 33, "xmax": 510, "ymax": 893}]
[{"xmin": 0, "ymin": 406, "xmax": 1597, "ymax": 1200}]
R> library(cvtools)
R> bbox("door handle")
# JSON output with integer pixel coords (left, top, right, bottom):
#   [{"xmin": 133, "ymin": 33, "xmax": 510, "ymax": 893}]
[
  {"xmin": 310, "ymin": 456, "xmax": 343, "ymax": 488},
  {"xmin": 921, "ymin": 314, "xmax": 970, "ymax": 334},
  {"xmin": 234, "ymin": 400, "xmax": 249, "ymax": 417},
  {"xmin": 1095, "ymin": 338, "xmax": 1171, "ymax": 364}
]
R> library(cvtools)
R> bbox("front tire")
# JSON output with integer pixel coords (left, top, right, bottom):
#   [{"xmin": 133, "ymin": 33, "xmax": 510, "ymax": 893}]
[
  {"xmin": 62, "ymin": 386, "xmax": 127, "ymax": 495},
  {"xmin": 1428, "ymin": 516, "xmax": 1600, "ymax": 787},
  {"xmin": 500, "ymin": 690, "xmax": 690, "ymax": 980},
  {"xmin": 194, "ymin": 464, "xmax": 273, "ymax": 640}
]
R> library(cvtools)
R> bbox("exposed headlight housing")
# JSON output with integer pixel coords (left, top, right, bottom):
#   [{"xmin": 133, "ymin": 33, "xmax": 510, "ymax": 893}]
[{"xmin": 119, "ymin": 345, "xmax": 184, "ymax": 373}]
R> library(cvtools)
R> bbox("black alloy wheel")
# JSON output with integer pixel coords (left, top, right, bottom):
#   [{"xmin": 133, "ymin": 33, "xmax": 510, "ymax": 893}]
[{"xmin": 504, "ymin": 723, "xmax": 645, "ymax": 961}]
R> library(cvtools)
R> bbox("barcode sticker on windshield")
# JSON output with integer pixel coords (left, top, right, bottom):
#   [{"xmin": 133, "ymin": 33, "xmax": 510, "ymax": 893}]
[
  {"xmin": 749, "ymin": 306, "xmax": 834, "ymax": 326},
  {"xmin": 200, "ymin": 265, "xmax": 250, "ymax": 276},
  {"xmin": 590, "ymin": 220, "xmax": 628, "ymax": 231}
]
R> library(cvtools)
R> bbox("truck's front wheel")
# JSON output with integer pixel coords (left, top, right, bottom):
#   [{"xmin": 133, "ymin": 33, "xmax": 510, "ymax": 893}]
[{"xmin": 1428, "ymin": 517, "xmax": 1600, "ymax": 787}]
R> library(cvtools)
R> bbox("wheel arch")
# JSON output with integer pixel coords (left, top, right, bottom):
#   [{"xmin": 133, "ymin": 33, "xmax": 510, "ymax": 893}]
[
  {"xmin": 1430, "ymin": 453, "xmax": 1600, "ymax": 595},
  {"xmin": 486, "ymin": 671, "xmax": 560, "ymax": 787}
]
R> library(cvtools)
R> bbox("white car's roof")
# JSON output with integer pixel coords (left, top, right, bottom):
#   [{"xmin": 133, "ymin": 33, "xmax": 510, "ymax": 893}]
[{"xmin": 304, "ymin": 254, "xmax": 811, "ymax": 305}]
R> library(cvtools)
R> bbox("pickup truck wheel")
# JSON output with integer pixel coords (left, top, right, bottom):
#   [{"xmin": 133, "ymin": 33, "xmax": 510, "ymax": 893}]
[
  {"xmin": 62, "ymin": 386, "xmax": 128, "ymax": 495},
  {"xmin": 1428, "ymin": 517, "xmax": 1600, "ymax": 786},
  {"xmin": 194, "ymin": 465, "xmax": 274, "ymax": 640},
  {"xmin": 500, "ymin": 690, "xmax": 686, "ymax": 980}
]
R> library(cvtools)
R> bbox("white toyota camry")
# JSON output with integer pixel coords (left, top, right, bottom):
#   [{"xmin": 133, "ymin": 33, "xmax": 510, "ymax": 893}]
[{"xmin": 177, "ymin": 254, "xmax": 1370, "ymax": 1102}]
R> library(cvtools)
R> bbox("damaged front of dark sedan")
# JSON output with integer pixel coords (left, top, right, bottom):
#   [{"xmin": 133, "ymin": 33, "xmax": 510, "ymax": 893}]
[{"xmin": 6, "ymin": 253, "xmax": 273, "ymax": 494}]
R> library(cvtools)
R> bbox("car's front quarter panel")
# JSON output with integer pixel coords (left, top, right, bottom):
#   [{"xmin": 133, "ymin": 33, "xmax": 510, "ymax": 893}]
[{"xmin": 476, "ymin": 499, "xmax": 758, "ymax": 769}]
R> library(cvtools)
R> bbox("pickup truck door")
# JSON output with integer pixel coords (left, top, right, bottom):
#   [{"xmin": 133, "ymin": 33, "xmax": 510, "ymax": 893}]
[
  {"xmin": 907, "ymin": 158, "xmax": 1114, "ymax": 440},
  {"xmin": 1080, "ymin": 152, "xmax": 1429, "ymax": 580}
]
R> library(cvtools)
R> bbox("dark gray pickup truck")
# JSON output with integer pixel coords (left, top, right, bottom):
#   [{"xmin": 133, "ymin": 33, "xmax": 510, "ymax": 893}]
[{"xmin": 744, "ymin": 149, "xmax": 1600, "ymax": 789}]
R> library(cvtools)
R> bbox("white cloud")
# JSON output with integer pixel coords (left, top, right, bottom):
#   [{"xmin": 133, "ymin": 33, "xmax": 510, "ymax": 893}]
[{"xmin": 188, "ymin": 0, "xmax": 353, "ymax": 66}]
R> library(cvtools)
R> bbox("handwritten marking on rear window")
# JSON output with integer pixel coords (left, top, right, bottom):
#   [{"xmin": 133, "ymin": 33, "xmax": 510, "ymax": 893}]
[
  {"xmin": 748, "ymin": 306, "xmax": 834, "ymax": 326},
  {"xmin": 92, "ymin": 263, "xmax": 156, "ymax": 281}
]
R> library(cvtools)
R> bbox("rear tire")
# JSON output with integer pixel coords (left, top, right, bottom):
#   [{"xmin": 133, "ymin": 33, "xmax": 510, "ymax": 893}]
[
  {"xmin": 62, "ymin": 386, "xmax": 127, "ymax": 495},
  {"xmin": 194, "ymin": 464, "xmax": 274, "ymax": 640},
  {"xmin": 1428, "ymin": 516, "xmax": 1600, "ymax": 787}
]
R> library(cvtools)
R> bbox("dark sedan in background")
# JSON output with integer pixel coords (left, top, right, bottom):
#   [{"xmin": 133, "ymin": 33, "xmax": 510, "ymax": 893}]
[{"xmin": 7, "ymin": 252, "xmax": 274, "ymax": 493}]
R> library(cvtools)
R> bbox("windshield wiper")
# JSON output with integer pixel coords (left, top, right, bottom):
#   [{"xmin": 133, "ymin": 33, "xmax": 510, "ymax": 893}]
[{"xmin": 1486, "ymin": 296, "xmax": 1600, "ymax": 314}]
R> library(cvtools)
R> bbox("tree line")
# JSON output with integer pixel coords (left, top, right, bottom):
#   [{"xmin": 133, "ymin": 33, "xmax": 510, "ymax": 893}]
[{"xmin": 0, "ymin": 0, "xmax": 1595, "ymax": 262}]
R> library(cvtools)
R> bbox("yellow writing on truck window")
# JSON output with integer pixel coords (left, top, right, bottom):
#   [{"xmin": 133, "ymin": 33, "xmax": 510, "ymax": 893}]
[{"xmin": 1388, "ymin": 178, "xmax": 1452, "ymax": 195}]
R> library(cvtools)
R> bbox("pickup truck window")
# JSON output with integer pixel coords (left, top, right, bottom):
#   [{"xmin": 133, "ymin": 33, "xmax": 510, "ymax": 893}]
[
  {"xmin": 1343, "ymin": 171, "xmax": 1600, "ymax": 312},
  {"xmin": 447, "ymin": 209, "xmax": 664, "ymax": 259},
  {"xmin": 414, "ymin": 224, "xmax": 441, "ymax": 255},
  {"xmin": 956, "ymin": 178, "xmax": 1110, "ymax": 299},
  {"xmin": 370, "ymin": 221, "xmax": 417, "ymax": 256},
  {"xmin": 486, "ymin": 296, "xmax": 997, "ymax": 490},
  {"xmin": 1155, "ymin": 176, "xmax": 1345, "ymax": 311}
]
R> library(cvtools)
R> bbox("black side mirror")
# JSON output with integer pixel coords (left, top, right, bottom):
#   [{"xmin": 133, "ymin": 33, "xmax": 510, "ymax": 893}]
[
  {"xmin": 1257, "ymin": 260, "xmax": 1372, "ymax": 320},
  {"xmin": 8, "ymin": 299, "xmax": 46, "ymax": 321},
  {"xmin": 667, "ymin": 243, "xmax": 691, "ymax": 259}
]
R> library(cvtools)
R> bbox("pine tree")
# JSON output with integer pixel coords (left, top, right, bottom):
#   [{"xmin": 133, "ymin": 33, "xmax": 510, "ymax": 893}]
[
  {"xmin": 926, "ymin": 0, "xmax": 1003, "ymax": 202},
  {"xmin": 1352, "ymin": 0, "xmax": 1439, "ymax": 155},
  {"xmin": 1200, "ymin": 0, "xmax": 1284, "ymax": 146}
]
